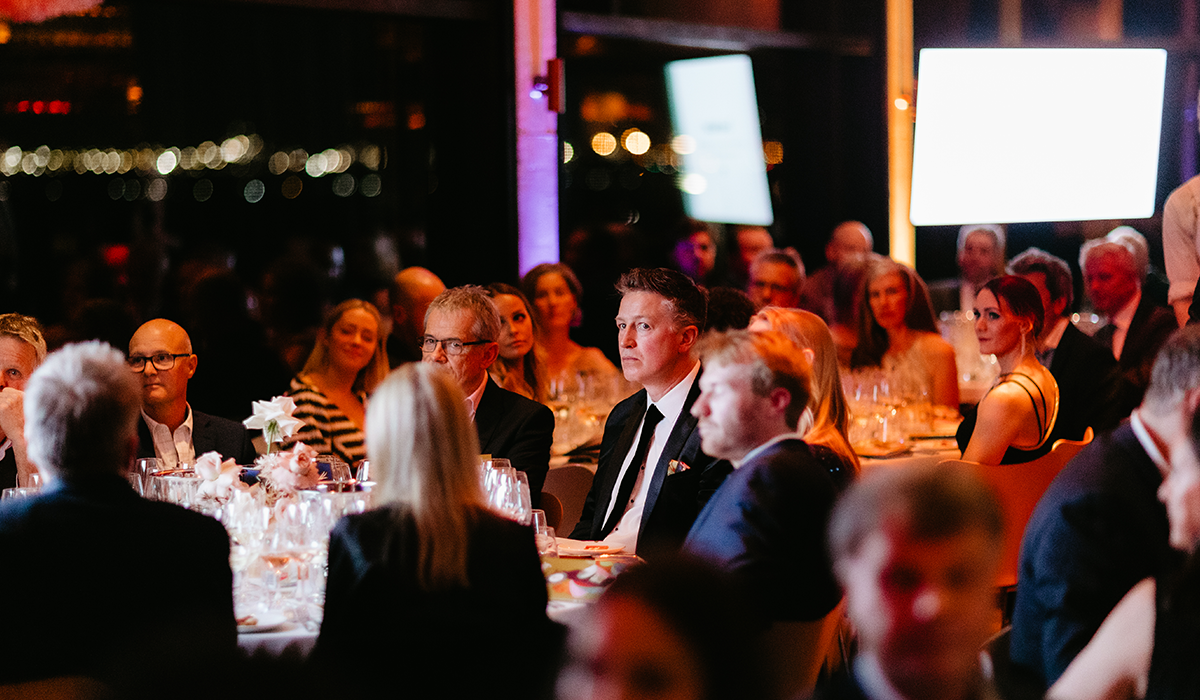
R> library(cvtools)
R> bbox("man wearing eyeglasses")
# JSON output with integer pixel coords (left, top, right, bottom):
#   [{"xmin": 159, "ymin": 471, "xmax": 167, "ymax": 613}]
[
  {"xmin": 128, "ymin": 319, "xmax": 255, "ymax": 468},
  {"xmin": 422, "ymin": 286, "xmax": 553, "ymax": 498},
  {"xmin": 0, "ymin": 313, "xmax": 46, "ymax": 489}
]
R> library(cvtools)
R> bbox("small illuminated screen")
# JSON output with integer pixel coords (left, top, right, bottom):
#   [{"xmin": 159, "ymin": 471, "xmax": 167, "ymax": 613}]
[
  {"xmin": 910, "ymin": 48, "xmax": 1166, "ymax": 226},
  {"xmin": 666, "ymin": 54, "xmax": 774, "ymax": 226}
]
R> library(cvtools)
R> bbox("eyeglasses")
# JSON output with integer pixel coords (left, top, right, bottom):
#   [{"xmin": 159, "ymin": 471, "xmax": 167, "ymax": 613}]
[
  {"xmin": 420, "ymin": 337, "xmax": 491, "ymax": 356},
  {"xmin": 127, "ymin": 353, "xmax": 191, "ymax": 372}
]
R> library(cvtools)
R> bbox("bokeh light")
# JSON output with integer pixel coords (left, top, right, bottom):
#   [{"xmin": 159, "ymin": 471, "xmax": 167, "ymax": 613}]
[
  {"xmin": 361, "ymin": 174, "xmax": 381, "ymax": 197},
  {"xmin": 194, "ymin": 179, "xmax": 213, "ymax": 202},
  {"xmin": 622, "ymin": 129, "xmax": 650, "ymax": 155},
  {"xmin": 332, "ymin": 174, "xmax": 356, "ymax": 197},
  {"xmin": 281, "ymin": 175, "xmax": 303, "ymax": 199},
  {"xmin": 679, "ymin": 173, "xmax": 707, "ymax": 194},
  {"xmin": 146, "ymin": 178, "xmax": 167, "ymax": 202},
  {"xmin": 764, "ymin": 141, "xmax": 784, "ymax": 165},
  {"xmin": 591, "ymin": 132, "xmax": 617, "ymax": 157},
  {"xmin": 156, "ymin": 150, "xmax": 177, "ymax": 175},
  {"xmin": 244, "ymin": 179, "xmax": 265, "ymax": 203},
  {"xmin": 563, "ymin": 141, "xmax": 574, "ymax": 164},
  {"xmin": 671, "ymin": 135, "xmax": 696, "ymax": 155},
  {"xmin": 269, "ymin": 152, "xmax": 290, "ymax": 176}
]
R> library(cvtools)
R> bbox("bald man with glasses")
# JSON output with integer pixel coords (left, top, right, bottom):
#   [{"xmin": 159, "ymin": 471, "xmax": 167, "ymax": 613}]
[{"xmin": 128, "ymin": 319, "xmax": 256, "ymax": 468}]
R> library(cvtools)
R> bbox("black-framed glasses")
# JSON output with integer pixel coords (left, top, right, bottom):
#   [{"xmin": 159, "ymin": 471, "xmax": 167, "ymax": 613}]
[
  {"xmin": 420, "ymin": 337, "xmax": 491, "ymax": 356},
  {"xmin": 127, "ymin": 353, "xmax": 191, "ymax": 372}
]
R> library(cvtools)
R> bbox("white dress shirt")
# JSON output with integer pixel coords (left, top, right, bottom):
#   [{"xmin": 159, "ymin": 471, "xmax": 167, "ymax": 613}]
[
  {"xmin": 142, "ymin": 407, "xmax": 195, "ymax": 469},
  {"xmin": 465, "ymin": 374, "xmax": 488, "ymax": 422},
  {"xmin": 602, "ymin": 361, "xmax": 701, "ymax": 554}
]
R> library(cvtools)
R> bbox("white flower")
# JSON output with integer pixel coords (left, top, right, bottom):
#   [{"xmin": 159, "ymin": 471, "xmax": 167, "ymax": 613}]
[
  {"xmin": 195, "ymin": 451, "xmax": 247, "ymax": 503},
  {"xmin": 244, "ymin": 396, "xmax": 305, "ymax": 446}
]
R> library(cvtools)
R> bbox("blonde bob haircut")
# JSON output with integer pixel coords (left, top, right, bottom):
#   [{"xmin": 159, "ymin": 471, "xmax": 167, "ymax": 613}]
[
  {"xmin": 697, "ymin": 329, "xmax": 812, "ymax": 429},
  {"xmin": 750, "ymin": 307, "xmax": 858, "ymax": 471},
  {"xmin": 301, "ymin": 299, "xmax": 389, "ymax": 396},
  {"xmin": 366, "ymin": 362, "xmax": 486, "ymax": 590}
]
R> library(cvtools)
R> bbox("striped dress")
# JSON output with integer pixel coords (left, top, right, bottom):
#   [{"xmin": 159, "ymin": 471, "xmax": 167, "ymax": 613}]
[{"xmin": 283, "ymin": 376, "xmax": 367, "ymax": 466}]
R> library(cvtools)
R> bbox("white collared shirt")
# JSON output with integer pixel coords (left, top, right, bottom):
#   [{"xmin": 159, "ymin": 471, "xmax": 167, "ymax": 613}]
[
  {"xmin": 465, "ymin": 374, "xmax": 488, "ymax": 422},
  {"xmin": 142, "ymin": 406, "xmax": 195, "ymax": 469},
  {"xmin": 602, "ymin": 361, "xmax": 701, "ymax": 554},
  {"xmin": 1130, "ymin": 409, "xmax": 1168, "ymax": 474},
  {"xmin": 959, "ymin": 280, "xmax": 978, "ymax": 314},
  {"xmin": 1109, "ymin": 290, "xmax": 1142, "ymax": 361},
  {"xmin": 733, "ymin": 431, "xmax": 804, "ymax": 470}
]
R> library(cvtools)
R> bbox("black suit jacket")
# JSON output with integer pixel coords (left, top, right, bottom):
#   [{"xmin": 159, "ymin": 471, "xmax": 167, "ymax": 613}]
[
  {"xmin": 1047, "ymin": 322, "xmax": 1127, "ymax": 440},
  {"xmin": 683, "ymin": 438, "xmax": 842, "ymax": 625},
  {"xmin": 1009, "ymin": 422, "xmax": 1178, "ymax": 688},
  {"xmin": 1093, "ymin": 295, "xmax": 1178, "ymax": 404},
  {"xmin": 927, "ymin": 277, "xmax": 964, "ymax": 316},
  {"xmin": 474, "ymin": 377, "xmax": 554, "ymax": 498},
  {"xmin": 137, "ymin": 407, "xmax": 257, "ymax": 465},
  {"xmin": 570, "ymin": 373, "xmax": 732, "ymax": 559},
  {"xmin": 311, "ymin": 506, "xmax": 554, "ymax": 697},
  {"xmin": 0, "ymin": 474, "xmax": 235, "ymax": 692}
]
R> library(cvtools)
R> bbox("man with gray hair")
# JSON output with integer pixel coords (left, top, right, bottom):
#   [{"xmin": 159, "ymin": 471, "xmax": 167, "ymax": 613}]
[
  {"xmin": 0, "ymin": 313, "xmax": 46, "ymax": 489},
  {"xmin": 422, "ymin": 285, "xmax": 553, "ymax": 496},
  {"xmin": 1081, "ymin": 228, "xmax": 1176, "ymax": 403},
  {"xmin": 747, "ymin": 247, "xmax": 806, "ymax": 310},
  {"xmin": 929, "ymin": 224, "xmax": 1007, "ymax": 315},
  {"xmin": 1009, "ymin": 326, "xmax": 1200, "ymax": 689},
  {"xmin": 0, "ymin": 342, "xmax": 235, "ymax": 693}
]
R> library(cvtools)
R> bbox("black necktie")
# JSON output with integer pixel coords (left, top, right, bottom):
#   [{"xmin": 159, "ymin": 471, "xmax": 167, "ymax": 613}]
[{"xmin": 602, "ymin": 404, "xmax": 664, "ymax": 536}]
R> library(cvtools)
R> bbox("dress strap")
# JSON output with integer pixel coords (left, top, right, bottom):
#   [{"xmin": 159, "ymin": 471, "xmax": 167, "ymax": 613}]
[{"xmin": 994, "ymin": 372, "xmax": 1049, "ymax": 443}]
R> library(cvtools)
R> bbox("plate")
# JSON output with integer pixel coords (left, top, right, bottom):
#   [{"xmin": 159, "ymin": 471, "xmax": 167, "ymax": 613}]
[
  {"xmin": 853, "ymin": 441, "xmax": 912, "ymax": 459},
  {"xmin": 236, "ymin": 611, "xmax": 288, "ymax": 634},
  {"xmin": 555, "ymin": 537, "xmax": 625, "ymax": 557}
]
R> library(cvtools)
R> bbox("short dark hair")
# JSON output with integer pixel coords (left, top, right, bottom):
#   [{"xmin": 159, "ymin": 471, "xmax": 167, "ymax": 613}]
[
  {"xmin": 616, "ymin": 268, "xmax": 707, "ymax": 331},
  {"xmin": 980, "ymin": 275, "xmax": 1045, "ymax": 339},
  {"xmin": 704, "ymin": 288, "xmax": 756, "ymax": 332},
  {"xmin": 828, "ymin": 463, "xmax": 1004, "ymax": 567},
  {"xmin": 1007, "ymin": 247, "xmax": 1074, "ymax": 316}
]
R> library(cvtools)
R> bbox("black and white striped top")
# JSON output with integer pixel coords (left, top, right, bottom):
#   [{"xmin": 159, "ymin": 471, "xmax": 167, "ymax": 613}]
[{"xmin": 283, "ymin": 376, "xmax": 367, "ymax": 466}]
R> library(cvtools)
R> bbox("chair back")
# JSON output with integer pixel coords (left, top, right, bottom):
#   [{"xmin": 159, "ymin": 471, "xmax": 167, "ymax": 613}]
[
  {"xmin": 759, "ymin": 600, "xmax": 846, "ymax": 700},
  {"xmin": 542, "ymin": 464, "xmax": 596, "ymax": 535},
  {"xmin": 540, "ymin": 492, "xmax": 564, "ymax": 530},
  {"xmin": 938, "ymin": 426, "xmax": 1094, "ymax": 588}
]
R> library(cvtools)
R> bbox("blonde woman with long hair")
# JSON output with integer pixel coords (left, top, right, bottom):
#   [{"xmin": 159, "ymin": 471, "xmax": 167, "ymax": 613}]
[
  {"xmin": 749, "ymin": 307, "xmax": 859, "ymax": 486},
  {"xmin": 311, "ymin": 363, "xmax": 550, "ymax": 695}
]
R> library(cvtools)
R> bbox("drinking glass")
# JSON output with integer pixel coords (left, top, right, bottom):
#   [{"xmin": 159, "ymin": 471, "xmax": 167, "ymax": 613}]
[
  {"xmin": 536, "ymin": 527, "xmax": 558, "ymax": 557},
  {"xmin": 354, "ymin": 460, "xmax": 370, "ymax": 483},
  {"xmin": 1, "ymin": 486, "xmax": 38, "ymax": 500}
]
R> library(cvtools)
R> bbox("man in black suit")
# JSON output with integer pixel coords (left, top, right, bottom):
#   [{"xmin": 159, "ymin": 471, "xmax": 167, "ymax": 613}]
[
  {"xmin": 422, "ymin": 285, "xmax": 553, "ymax": 496},
  {"xmin": 1082, "ymin": 232, "xmax": 1178, "ymax": 406},
  {"xmin": 129, "ymin": 319, "xmax": 256, "ymax": 466},
  {"xmin": 682, "ymin": 329, "xmax": 840, "ymax": 625},
  {"xmin": 928, "ymin": 224, "xmax": 1007, "ymax": 316},
  {"xmin": 1009, "ymin": 326, "xmax": 1200, "ymax": 689},
  {"xmin": 0, "ymin": 341, "xmax": 235, "ymax": 694},
  {"xmin": 571, "ymin": 268, "xmax": 730, "ymax": 559},
  {"xmin": 0, "ymin": 313, "xmax": 46, "ymax": 489},
  {"xmin": 1010, "ymin": 248, "xmax": 1130, "ymax": 438}
]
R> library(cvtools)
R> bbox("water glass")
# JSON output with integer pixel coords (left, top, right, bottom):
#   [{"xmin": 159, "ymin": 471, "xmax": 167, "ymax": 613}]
[
  {"xmin": 536, "ymin": 527, "xmax": 558, "ymax": 557},
  {"xmin": 1, "ymin": 486, "xmax": 39, "ymax": 500}
]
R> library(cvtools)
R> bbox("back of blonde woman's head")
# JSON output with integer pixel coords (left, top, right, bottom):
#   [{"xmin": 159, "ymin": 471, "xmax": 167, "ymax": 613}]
[{"xmin": 367, "ymin": 363, "xmax": 483, "ymax": 515}]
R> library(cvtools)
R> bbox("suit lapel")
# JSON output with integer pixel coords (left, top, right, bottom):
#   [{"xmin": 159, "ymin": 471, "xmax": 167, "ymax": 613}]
[
  {"xmin": 191, "ymin": 411, "xmax": 214, "ymax": 456},
  {"xmin": 592, "ymin": 391, "xmax": 646, "ymax": 533},
  {"xmin": 639, "ymin": 372, "xmax": 701, "ymax": 531},
  {"xmin": 473, "ymin": 377, "xmax": 502, "ymax": 453}
]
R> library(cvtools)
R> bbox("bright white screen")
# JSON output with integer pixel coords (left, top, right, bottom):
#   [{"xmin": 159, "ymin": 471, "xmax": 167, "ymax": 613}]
[
  {"xmin": 666, "ymin": 55, "xmax": 774, "ymax": 225},
  {"xmin": 910, "ymin": 48, "xmax": 1166, "ymax": 226}
]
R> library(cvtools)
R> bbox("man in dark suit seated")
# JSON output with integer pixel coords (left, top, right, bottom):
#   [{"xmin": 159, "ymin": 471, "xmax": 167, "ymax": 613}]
[
  {"xmin": 1009, "ymin": 247, "xmax": 1130, "ymax": 438},
  {"xmin": 0, "ymin": 313, "xmax": 46, "ymax": 489},
  {"xmin": 0, "ymin": 341, "xmax": 236, "ymax": 695},
  {"xmin": 422, "ymin": 285, "xmax": 553, "ymax": 496},
  {"xmin": 1008, "ymin": 327, "xmax": 1197, "ymax": 689},
  {"xmin": 129, "ymin": 319, "xmax": 256, "ymax": 467},
  {"xmin": 570, "ymin": 268, "xmax": 730, "ymax": 559},
  {"xmin": 683, "ymin": 329, "xmax": 841, "ymax": 625},
  {"xmin": 1082, "ymin": 231, "xmax": 1178, "ymax": 407},
  {"xmin": 817, "ymin": 464, "xmax": 1005, "ymax": 700}
]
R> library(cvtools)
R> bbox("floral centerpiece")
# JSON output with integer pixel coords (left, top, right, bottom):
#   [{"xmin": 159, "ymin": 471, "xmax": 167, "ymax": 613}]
[
  {"xmin": 194, "ymin": 451, "xmax": 247, "ymax": 505},
  {"xmin": 244, "ymin": 396, "xmax": 318, "ymax": 508}
]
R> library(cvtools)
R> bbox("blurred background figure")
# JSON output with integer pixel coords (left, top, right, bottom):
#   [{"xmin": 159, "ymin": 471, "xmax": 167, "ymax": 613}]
[
  {"xmin": 284, "ymin": 299, "xmax": 388, "ymax": 467},
  {"xmin": 851, "ymin": 258, "xmax": 959, "ymax": 408},
  {"xmin": 1081, "ymin": 230, "xmax": 1176, "ymax": 407},
  {"xmin": 956, "ymin": 276, "xmax": 1060, "ymax": 465},
  {"xmin": 801, "ymin": 221, "xmax": 874, "ymax": 323},
  {"xmin": 521, "ymin": 263, "xmax": 620, "ymax": 398},
  {"xmin": 486, "ymin": 283, "xmax": 544, "ymax": 401},
  {"xmin": 312, "ymin": 363, "xmax": 554, "ymax": 698},
  {"xmin": 821, "ymin": 464, "xmax": 1004, "ymax": 700},
  {"xmin": 828, "ymin": 254, "xmax": 877, "ymax": 367},
  {"xmin": 0, "ymin": 313, "xmax": 46, "ymax": 489},
  {"xmin": 928, "ymin": 224, "xmax": 1007, "ymax": 316},
  {"xmin": 729, "ymin": 225, "xmax": 775, "ymax": 289},
  {"xmin": 387, "ymin": 266, "xmax": 446, "ymax": 368},
  {"xmin": 748, "ymin": 248, "xmax": 805, "ymax": 310},
  {"xmin": 748, "ymin": 307, "xmax": 858, "ymax": 487},
  {"xmin": 704, "ymin": 287, "xmax": 756, "ymax": 332},
  {"xmin": 670, "ymin": 218, "xmax": 728, "ymax": 289},
  {"xmin": 557, "ymin": 556, "xmax": 761, "ymax": 700}
]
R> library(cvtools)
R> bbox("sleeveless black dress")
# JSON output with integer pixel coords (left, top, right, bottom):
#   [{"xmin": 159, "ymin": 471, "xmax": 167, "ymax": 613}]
[{"xmin": 955, "ymin": 372, "xmax": 1054, "ymax": 465}]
